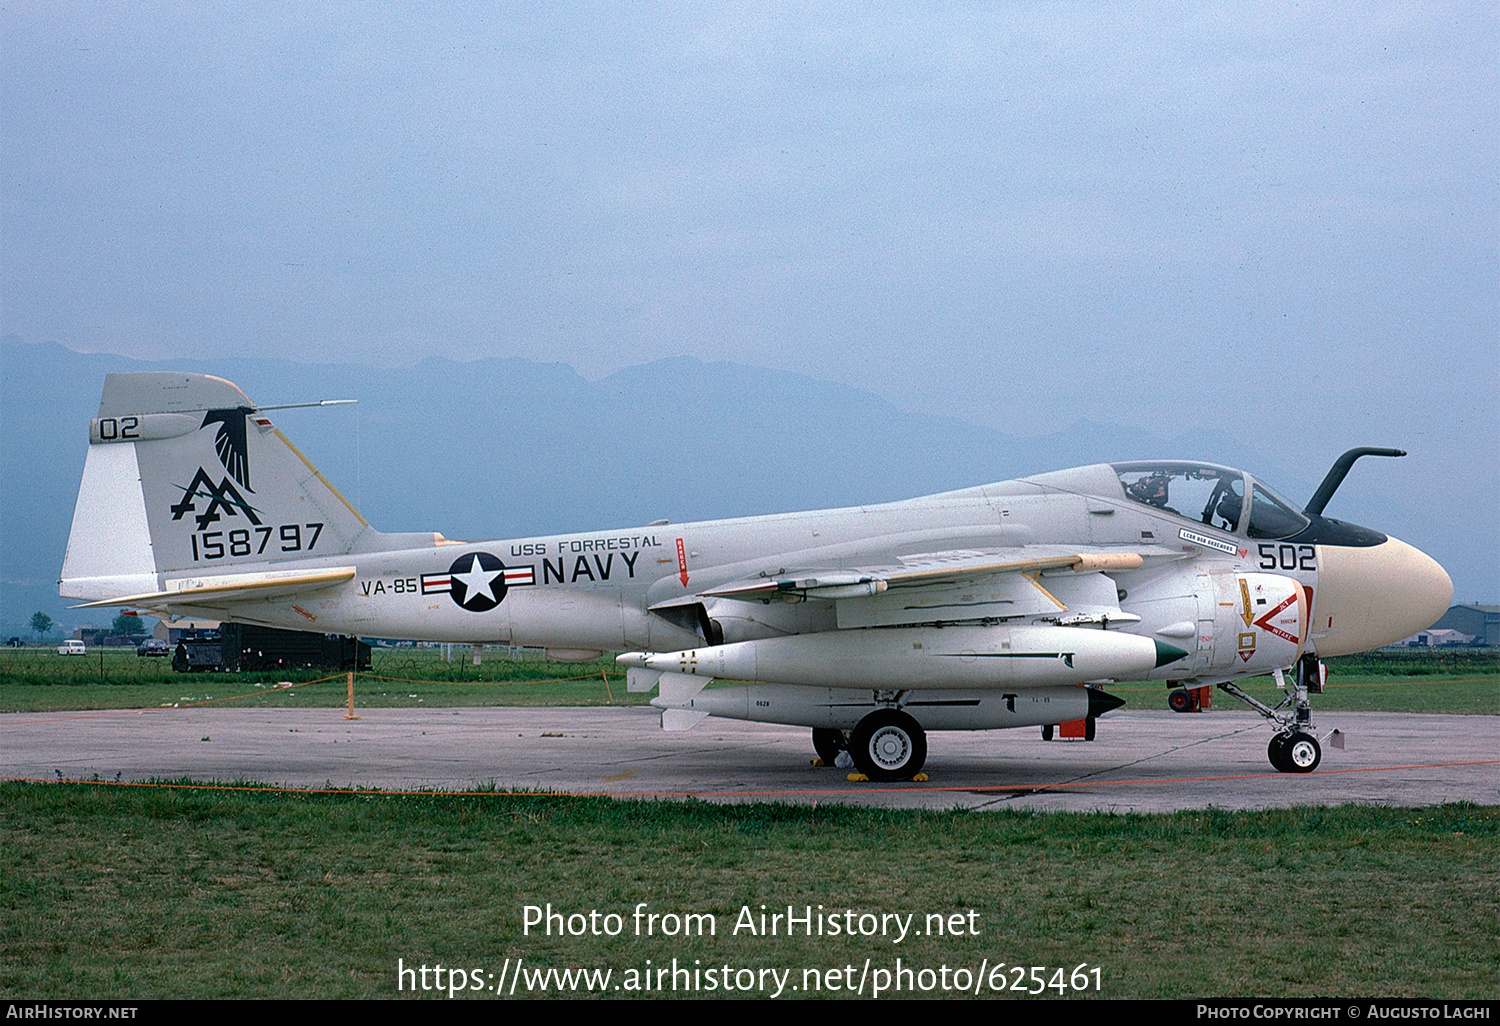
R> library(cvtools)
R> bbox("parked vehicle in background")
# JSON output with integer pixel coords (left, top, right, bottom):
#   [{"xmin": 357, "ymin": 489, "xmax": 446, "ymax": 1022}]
[
  {"xmin": 58, "ymin": 640, "xmax": 86, "ymax": 655},
  {"xmin": 171, "ymin": 624, "xmax": 370, "ymax": 673},
  {"xmin": 136, "ymin": 638, "xmax": 170, "ymax": 657}
]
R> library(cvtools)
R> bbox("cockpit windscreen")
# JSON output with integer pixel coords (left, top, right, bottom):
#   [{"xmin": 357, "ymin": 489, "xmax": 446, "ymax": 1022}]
[
  {"xmin": 1114, "ymin": 463, "xmax": 1246, "ymax": 533},
  {"xmin": 1112, "ymin": 462, "xmax": 1311, "ymax": 539}
]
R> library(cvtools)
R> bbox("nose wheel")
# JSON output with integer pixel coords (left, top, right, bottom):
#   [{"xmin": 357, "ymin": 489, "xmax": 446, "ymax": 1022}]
[{"xmin": 1267, "ymin": 731, "xmax": 1322, "ymax": 773}]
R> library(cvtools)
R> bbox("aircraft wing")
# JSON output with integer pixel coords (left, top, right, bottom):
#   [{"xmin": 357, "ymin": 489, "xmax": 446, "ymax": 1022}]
[{"xmin": 692, "ymin": 545, "xmax": 1187, "ymax": 628}]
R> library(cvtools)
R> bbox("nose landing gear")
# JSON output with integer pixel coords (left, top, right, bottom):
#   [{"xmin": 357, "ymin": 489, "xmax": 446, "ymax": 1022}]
[{"xmin": 1219, "ymin": 652, "xmax": 1329, "ymax": 773}]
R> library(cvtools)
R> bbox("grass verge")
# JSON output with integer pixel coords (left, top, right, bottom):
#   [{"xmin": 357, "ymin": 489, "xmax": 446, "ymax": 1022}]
[{"xmin": 1, "ymin": 783, "xmax": 1495, "ymax": 1000}]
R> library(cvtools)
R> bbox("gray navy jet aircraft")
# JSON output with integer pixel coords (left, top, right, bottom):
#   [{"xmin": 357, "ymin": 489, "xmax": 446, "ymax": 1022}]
[{"xmin": 61, "ymin": 372, "xmax": 1452, "ymax": 780}]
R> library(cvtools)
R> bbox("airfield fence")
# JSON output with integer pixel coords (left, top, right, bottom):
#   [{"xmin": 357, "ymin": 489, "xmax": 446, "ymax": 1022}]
[
  {"xmin": 2, "ymin": 644, "xmax": 1492, "ymax": 717},
  {"xmin": 5, "ymin": 643, "xmax": 1491, "ymax": 690},
  {"xmin": 1329, "ymin": 647, "xmax": 1497, "ymax": 675}
]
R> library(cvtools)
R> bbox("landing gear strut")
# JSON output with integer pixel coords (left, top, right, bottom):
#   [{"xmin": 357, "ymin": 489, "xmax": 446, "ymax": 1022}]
[{"xmin": 1219, "ymin": 652, "xmax": 1327, "ymax": 773}]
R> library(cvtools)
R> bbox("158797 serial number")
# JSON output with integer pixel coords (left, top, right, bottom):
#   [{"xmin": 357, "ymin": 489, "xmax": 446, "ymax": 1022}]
[{"xmin": 190, "ymin": 523, "xmax": 323, "ymax": 560}]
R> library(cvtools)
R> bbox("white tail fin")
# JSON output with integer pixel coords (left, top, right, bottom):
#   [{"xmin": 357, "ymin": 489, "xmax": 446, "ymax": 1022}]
[{"xmin": 60, "ymin": 372, "xmax": 424, "ymax": 605}]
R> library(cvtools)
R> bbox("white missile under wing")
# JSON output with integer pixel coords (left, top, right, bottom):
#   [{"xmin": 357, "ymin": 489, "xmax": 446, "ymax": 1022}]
[{"xmin": 60, "ymin": 373, "xmax": 1453, "ymax": 780}]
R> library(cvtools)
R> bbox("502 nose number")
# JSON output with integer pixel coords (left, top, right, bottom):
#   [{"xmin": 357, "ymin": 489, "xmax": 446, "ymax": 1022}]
[{"xmin": 1257, "ymin": 543, "xmax": 1316, "ymax": 572}]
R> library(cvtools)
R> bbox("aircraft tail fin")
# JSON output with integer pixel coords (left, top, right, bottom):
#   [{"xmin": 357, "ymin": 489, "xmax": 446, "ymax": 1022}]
[{"xmin": 60, "ymin": 372, "xmax": 431, "ymax": 605}]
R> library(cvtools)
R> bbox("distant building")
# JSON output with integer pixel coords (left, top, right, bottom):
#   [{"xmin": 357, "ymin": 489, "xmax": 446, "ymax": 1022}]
[
  {"xmin": 1404, "ymin": 628, "xmax": 1473, "ymax": 647},
  {"xmin": 1431, "ymin": 605, "xmax": 1498, "ymax": 647},
  {"xmin": 72, "ymin": 627, "xmax": 136, "ymax": 647}
]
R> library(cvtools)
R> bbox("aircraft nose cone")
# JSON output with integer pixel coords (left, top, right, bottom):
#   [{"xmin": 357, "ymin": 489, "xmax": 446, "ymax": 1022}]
[{"xmin": 1313, "ymin": 536, "xmax": 1452, "ymax": 657}]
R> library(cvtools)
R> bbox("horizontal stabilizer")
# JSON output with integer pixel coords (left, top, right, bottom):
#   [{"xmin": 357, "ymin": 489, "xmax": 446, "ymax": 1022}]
[{"xmin": 69, "ymin": 567, "xmax": 356, "ymax": 610}]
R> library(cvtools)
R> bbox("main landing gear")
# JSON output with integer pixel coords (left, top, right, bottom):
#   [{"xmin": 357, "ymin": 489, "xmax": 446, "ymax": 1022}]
[
  {"xmin": 811, "ymin": 727, "xmax": 848, "ymax": 765},
  {"xmin": 812, "ymin": 709, "xmax": 928, "ymax": 781},
  {"xmin": 850, "ymin": 709, "xmax": 927, "ymax": 781},
  {"xmin": 1216, "ymin": 652, "xmax": 1327, "ymax": 774}
]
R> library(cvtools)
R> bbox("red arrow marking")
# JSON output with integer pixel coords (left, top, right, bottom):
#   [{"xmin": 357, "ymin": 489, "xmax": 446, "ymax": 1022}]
[
  {"xmin": 1254, "ymin": 592, "xmax": 1300, "ymax": 643},
  {"xmin": 676, "ymin": 537, "xmax": 689, "ymax": 587}
]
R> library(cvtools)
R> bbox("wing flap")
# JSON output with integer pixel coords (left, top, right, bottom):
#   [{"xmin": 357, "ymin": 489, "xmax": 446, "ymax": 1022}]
[
  {"xmin": 690, "ymin": 545, "xmax": 1180, "ymax": 629},
  {"xmin": 700, "ymin": 569, "xmax": 888, "ymax": 601},
  {"xmin": 698, "ymin": 546, "xmax": 1168, "ymax": 601},
  {"xmin": 881, "ymin": 547, "xmax": 1147, "ymax": 585}
]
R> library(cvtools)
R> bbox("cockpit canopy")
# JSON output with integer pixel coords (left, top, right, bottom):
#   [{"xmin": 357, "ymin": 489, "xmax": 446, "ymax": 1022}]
[{"xmin": 1111, "ymin": 462, "xmax": 1311, "ymax": 540}]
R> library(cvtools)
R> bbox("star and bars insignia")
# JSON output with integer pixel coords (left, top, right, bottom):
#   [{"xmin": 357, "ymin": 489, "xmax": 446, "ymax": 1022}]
[{"xmin": 421, "ymin": 552, "xmax": 535, "ymax": 612}]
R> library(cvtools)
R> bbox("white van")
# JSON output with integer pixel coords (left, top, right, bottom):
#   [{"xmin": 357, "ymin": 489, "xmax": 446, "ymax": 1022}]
[{"xmin": 58, "ymin": 639, "xmax": 86, "ymax": 655}]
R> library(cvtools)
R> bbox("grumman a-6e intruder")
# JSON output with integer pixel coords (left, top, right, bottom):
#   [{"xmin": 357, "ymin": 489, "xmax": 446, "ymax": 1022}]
[{"xmin": 62, "ymin": 373, "xmax": 1452, "ymax": 780}]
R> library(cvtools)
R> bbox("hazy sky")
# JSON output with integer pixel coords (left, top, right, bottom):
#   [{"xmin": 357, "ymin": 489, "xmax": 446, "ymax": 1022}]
[{"xmin": 3, "ymin": 4, "xmax": 1496, "ymax": 557}]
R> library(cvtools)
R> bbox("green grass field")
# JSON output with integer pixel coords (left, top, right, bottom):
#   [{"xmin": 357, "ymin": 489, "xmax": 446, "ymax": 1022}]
[{"xmin": 1, "ymin": 785, "xmax": 1495, "ymax": 1000}]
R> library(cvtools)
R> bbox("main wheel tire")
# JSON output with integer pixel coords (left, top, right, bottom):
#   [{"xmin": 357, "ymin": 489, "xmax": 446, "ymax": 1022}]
[
  {"xmin": 849, "ymin": 710, "xmax": 927, "ymax": 782},
  {"xmin": 1284, "ymin": 732, "xmax": 1321, "ymax": 773},
  {"xmin": 812, "ymin": 728, "xmax": 848, "ymax": 765},
  {"xmin": 1168, "ymin": 688, "xmax": 1193, "ymax": 713}
]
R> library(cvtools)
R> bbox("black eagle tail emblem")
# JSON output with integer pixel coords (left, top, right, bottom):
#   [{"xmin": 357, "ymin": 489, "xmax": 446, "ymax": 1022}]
[{"xmin": 202, "ymin": 407, "xmax": 255, "ymax": 492}]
